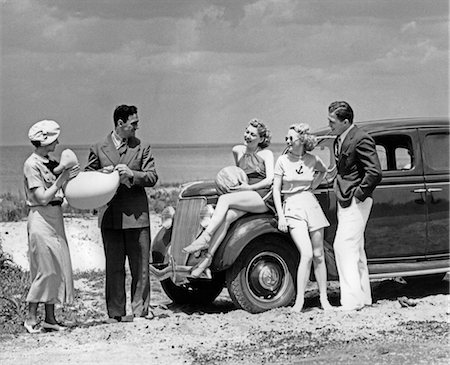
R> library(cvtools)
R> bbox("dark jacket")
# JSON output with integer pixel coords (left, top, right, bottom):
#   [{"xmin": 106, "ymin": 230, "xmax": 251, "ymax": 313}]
[
  {"xmin": 334, "ymin": 126, "xmax": 382, "ymax": 208},
  {"xmin": 86, "ymin": 133, "xmax": 158, "ymax": 229}
]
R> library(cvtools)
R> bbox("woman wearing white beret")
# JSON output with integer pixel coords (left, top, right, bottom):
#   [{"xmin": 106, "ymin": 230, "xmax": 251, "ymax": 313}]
[{"xmin": 23, "ymin": 119, "xmax": 77, "ymax": 333}]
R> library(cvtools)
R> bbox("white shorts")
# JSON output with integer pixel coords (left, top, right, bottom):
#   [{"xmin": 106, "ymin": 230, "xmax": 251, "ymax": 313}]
[{"xmin": 283, "ymin": 191, "xmax": 330, "ymax": 232}]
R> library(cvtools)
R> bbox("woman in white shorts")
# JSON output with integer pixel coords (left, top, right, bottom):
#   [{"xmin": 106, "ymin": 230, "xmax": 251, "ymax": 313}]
[{"xmin": 273, "ymin": 123, "xmax": 332, "ymax": 312}]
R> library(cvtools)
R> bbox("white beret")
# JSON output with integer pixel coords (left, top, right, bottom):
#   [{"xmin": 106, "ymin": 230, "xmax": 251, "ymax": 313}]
[{"xmin": 28, "ymin": 120, "xmax": 60, "ymax": 146}]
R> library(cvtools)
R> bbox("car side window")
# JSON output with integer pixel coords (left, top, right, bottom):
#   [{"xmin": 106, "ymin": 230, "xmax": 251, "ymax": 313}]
[
  {"xmin": 423, "ymin": 132, "xmax": 449, "ymax": 172},
  {"xmin": 395, "ymin": 147, "xmax": 412, "ymax": 170},
  {"xmin": 373, "ymin": 134, "xmax": 414, "ymax": 171},
  {"xmin": 376, "ymin": 145, "xmax": 388, "ymax": 170}
]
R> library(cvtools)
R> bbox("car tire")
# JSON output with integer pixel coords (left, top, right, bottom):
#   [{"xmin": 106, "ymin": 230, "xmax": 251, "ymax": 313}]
[
  {"xmin": 404, "ymin": 273, "xmax": 447, "ymax": 285},
  {"xmin": 226, "ymin": 235, "xmax": 297, "ymax": 313},
  {"xmin": 161, "ymin": 271, "xmax": 225, "ymax": 305}
]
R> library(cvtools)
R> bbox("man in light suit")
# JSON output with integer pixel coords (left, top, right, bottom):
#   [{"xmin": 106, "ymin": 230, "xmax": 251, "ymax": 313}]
[
  {"xmin": 86, "ymin": 105, "xmax": 158, "ymax": 321},
  {"xmin": 328, "ymin": 101, "xmax": 382, "ymax": 311}
]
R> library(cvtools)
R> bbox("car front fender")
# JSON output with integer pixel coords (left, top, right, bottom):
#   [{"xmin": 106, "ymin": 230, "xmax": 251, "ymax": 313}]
[{"xmin": 212, "ymin": 213, "xmax": 291, "ymax": 271}]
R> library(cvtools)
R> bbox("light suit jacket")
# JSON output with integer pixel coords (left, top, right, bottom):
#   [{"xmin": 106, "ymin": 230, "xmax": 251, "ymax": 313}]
[
  {"xmin": 334, "ymin": 126, "xmax": 382, "ymax": 208},
  {"xmin": 86, "ymin": 133, "xmax": 158, "ymax": 229}
]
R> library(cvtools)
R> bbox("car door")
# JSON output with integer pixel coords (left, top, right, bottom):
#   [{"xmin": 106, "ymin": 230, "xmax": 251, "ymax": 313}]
[
  {"xmin": 419, "ymin": 127, "xmax": 450, "ymax": 257},
  {"xmin": 366, "ymin": 129, "xmax": 428, "ymax": 260}
]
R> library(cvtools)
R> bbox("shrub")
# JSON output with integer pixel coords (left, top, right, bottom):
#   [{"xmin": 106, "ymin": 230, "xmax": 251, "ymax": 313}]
[
  {"xmin": 0, "ymin": 193, "xmax": 28, "ymax": 222},
  {"xmin": 0, "ymin": 249, "xmax": 30, "ymax": 335},
  {"xmin": 0, "ymin": 185, "xmax": 181, "ymax": 222},
  {"xmin": 146, "ymin": 186, "xmax": 180, "ymax": 214}
]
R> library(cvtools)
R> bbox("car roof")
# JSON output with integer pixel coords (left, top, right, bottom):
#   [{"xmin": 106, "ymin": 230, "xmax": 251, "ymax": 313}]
[{"xmin": 314, "ymin": 117, "xmax": 450, "ymax": 136}]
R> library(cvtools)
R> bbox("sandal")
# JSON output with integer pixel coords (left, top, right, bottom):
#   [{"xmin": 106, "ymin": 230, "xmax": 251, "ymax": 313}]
[
  {"xmin": 190, "ymin": 253, "xmax": 213, "ymax": 278},
  {"xmin": 183, "ymin": 232, "xmax": 211, "ymax": 254}
]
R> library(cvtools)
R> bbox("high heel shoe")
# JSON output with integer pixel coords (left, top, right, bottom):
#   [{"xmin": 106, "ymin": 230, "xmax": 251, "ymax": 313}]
[
  {"xmin": 190, "ymin": 253, "xmax": 212, "ymax": 278},
  {"xmin": 183, "ymin": 232, "xmax": 211, "ymax": 254}
]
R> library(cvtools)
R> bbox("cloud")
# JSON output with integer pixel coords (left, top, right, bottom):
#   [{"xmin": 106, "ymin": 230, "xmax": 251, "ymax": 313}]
[{"xmin": 1, "ymin": 0, "xmax": 448, "ymax": 145}]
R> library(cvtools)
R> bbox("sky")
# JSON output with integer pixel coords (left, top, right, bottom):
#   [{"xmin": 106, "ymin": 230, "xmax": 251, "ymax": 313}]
[{"xmin": 1, "ymin": 0, "xmax": 448, "ymax": 146}]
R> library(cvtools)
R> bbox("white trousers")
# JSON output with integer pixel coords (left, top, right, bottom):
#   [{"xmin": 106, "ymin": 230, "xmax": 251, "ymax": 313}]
[{"xmin": 334, "ymin": 197, "xmax": 373, "ymax": 308}]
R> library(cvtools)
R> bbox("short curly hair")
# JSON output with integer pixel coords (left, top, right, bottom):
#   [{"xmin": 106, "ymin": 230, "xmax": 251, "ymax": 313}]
[
  {"xmin": 289, "ymin": 123, "xmax": 317, "ymax": 151},
  {"xmin": 249, "ymin": 119, "xmax": 272, "ymax": 149}
]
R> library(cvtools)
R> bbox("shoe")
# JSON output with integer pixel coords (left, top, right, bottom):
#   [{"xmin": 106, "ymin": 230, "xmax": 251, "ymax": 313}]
[
  {"xmin": 105, "ymin": 316, "xmax": 121, "ymax": 324},
  {"xmin": 24, "ymin": 321, "xmax": 42, "ymax": 334},
  {"xmin": 183, "ymin": 232, "xmax": 211, "ymax": 254},
  {"xmin": 190, "ymin": 253, "xmax": 213, "ymax": 278},
  {"xmin": 133, "ymin": 311, "xmax": 155, "ymax": 321},
  {"xmin": 42, "ymin": 322, "xmax": 67, "ymax": 331},
  {"xmin": 334, "ymin": 305, "xmax": 364, "ymax": 312},
  {"xmin": 398, "ymin": 296, "xmax": 417, "ymax": 307}
]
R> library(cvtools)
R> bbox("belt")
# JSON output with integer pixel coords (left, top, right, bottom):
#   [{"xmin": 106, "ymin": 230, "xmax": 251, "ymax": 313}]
[{"xmin": 48, "ymin": 200, "xmax": 63, "ymax": 206}]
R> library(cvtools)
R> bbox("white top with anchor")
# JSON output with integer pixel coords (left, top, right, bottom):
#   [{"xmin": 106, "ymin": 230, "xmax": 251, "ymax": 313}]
[{"xmin": 274, "ymin": 152, "xmax": 327, "ymax": 195}]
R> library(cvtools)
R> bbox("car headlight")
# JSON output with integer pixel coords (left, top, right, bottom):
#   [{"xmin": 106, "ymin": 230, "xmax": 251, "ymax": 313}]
[
  {"xmin": 161, "ymin": 206, "xmax": 175, "ymax": 229},
  {"xmin": 199, "ymin": 204, "xmax": 215, "ymax": 228}
]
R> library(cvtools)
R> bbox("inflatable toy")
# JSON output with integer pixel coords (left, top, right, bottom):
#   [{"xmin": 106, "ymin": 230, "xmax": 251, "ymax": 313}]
[
  {"xmin": 214, "ymin": 166, "xmax": 248, "ymax": 195},
  {"xmin": 64, "ymin": 171, "xmax": 120, "ymax": 209},
  {"xmin": 54, "ymin": 149, "xmax": 78, "ymax": 174}
]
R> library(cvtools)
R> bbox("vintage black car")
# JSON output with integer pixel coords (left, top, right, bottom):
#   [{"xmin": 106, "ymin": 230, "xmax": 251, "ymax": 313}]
[{"xmin": 150, "ymin": 117, "xmax": 449, "ymax": 313}]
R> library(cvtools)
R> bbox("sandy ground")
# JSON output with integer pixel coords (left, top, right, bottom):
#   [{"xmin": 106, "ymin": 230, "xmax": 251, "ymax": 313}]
[{"xmin": 0, "ymin": 216, "xmax": 449, "ymax": 365}]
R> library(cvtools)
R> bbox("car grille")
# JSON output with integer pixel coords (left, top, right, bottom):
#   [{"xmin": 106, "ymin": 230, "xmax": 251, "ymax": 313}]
[{"xmin": 170, "ymin": 197, "xmax": 207, "ymax": 265}]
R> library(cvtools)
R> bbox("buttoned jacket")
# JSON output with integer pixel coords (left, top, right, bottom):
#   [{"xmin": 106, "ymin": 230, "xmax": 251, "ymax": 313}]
[{"xmin": 86, "ymin": 133, "xmax": 158, "ymax": 229}]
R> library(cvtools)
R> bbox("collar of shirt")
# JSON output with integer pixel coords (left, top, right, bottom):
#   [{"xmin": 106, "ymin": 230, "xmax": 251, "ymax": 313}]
[
  {"xmin": 111, "ymin": 131, "xmax": 126, "ymax": 150},
  {"xmin": 32, "ymin": 152, "xmax": 49, "ymax": 163}
]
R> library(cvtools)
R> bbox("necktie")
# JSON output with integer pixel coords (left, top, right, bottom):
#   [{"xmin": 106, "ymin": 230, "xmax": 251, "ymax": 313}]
[
  {"xmin": 334, "ymin": 137, "xmax": 340, "ymax": 160},
  {"xmin": 118, "ymin": 140, "xmax": 127, "ymax": 155}
]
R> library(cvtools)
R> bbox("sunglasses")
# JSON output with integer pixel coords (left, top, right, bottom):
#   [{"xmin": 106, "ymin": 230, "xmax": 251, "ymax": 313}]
[{"xmin": 285, "ymin": 135, "xmax": 300, "ymax": 143}]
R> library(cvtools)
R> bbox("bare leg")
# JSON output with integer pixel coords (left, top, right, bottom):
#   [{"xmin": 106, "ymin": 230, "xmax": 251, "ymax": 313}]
[
  {"xmin": 289, "ymin": 221, "xmax": 313, "ymax": 312},
  {"xmin": 310, "ymin": 228, "xmax": 332, "ymax": 310},
  {"xmin": 190, "ymin": 209, "xmax": 245, "ymax": 277},
  {"xmin": 184, "ymin": 191, "xmax": 267, "ymax": 253}
]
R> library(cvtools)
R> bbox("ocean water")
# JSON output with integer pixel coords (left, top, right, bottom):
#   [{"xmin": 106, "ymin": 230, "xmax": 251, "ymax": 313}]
[{"xmin": 0, "ymin": 144, "xmax": 286, "ymax": 195}]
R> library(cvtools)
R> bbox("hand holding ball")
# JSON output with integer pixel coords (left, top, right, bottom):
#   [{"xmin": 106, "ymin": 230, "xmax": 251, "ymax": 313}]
[
  {"xmin": 64, "ymin": 170, "xmax": 120, "ymax": 209},
  {"xmin": 215, "ymin": 166, "xmax": 248, "ymax": 195}
]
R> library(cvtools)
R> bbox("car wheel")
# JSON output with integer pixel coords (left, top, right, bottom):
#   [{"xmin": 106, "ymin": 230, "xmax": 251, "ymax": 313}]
[
  {"xmin": 226, "ymin": 235, "xmax": 297, "ymax": 313},
  {"xmin": 404, "ymin": 273, "xmax": 447, "ymax": 285},
  {"xmin": 161, "ymin": 271, "xmax": 225, "ymax": 305}
]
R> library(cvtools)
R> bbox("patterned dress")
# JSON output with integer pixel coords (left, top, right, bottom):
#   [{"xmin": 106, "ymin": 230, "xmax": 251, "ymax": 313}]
[{"xmin": 23, "ymin": 153, "xmax": 74, "ymax": 304}]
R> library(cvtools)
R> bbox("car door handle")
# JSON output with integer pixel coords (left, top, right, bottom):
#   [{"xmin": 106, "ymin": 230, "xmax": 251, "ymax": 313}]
[
  {"xmin": 413, "ymin": 189, "xmax": 427, "ymax": 193},
  {"xmin": 427, "ymin": 188, "xmax": 443, "ymax": 192}
]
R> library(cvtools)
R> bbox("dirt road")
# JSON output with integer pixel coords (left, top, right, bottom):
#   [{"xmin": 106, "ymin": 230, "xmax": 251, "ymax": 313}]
[{"xmin": 0, "ymin": 275, "xmax": 448, "ymax": 365}]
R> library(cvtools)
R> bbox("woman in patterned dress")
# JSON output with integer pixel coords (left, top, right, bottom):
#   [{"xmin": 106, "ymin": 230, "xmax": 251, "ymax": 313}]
[{"xmin": 23, "ymin": 120, "xmax": 77, "ymax": 333}]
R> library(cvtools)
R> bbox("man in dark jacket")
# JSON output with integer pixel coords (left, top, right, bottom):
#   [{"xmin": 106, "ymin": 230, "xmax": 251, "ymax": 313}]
[
  {"xmin": 328, "ymin": 101, "xmax": 382, "ymax": 311},
  {"xmin": 86, "ymin": 104, "xmax": 158, "ymax": 321}
]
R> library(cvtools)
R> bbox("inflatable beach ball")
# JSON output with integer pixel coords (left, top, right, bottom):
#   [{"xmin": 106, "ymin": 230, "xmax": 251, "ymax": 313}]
[
  {"xmin": 215, "ymin": 166, "xmax": 248, "ymax": 195},
  {"xmin": 64, "ymin": 171, "xmax": 120, "ymax": 210}
]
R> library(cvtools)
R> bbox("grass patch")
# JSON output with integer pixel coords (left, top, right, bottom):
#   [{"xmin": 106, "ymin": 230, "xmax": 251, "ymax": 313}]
[{"xmin": 0, "ymin": 247, "xmax": 108, "ymax": 336}]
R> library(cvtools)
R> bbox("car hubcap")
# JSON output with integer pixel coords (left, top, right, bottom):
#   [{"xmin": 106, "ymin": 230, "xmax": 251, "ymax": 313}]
[{"xmin": 246, "ymin": 251, "xmax": 289, "ymax": 302}]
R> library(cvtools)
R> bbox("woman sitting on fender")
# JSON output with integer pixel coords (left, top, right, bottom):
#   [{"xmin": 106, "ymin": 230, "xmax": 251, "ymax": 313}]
[{"xmin": 183, "ymin": 119, "xmax": 274, "ymax": 278}]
